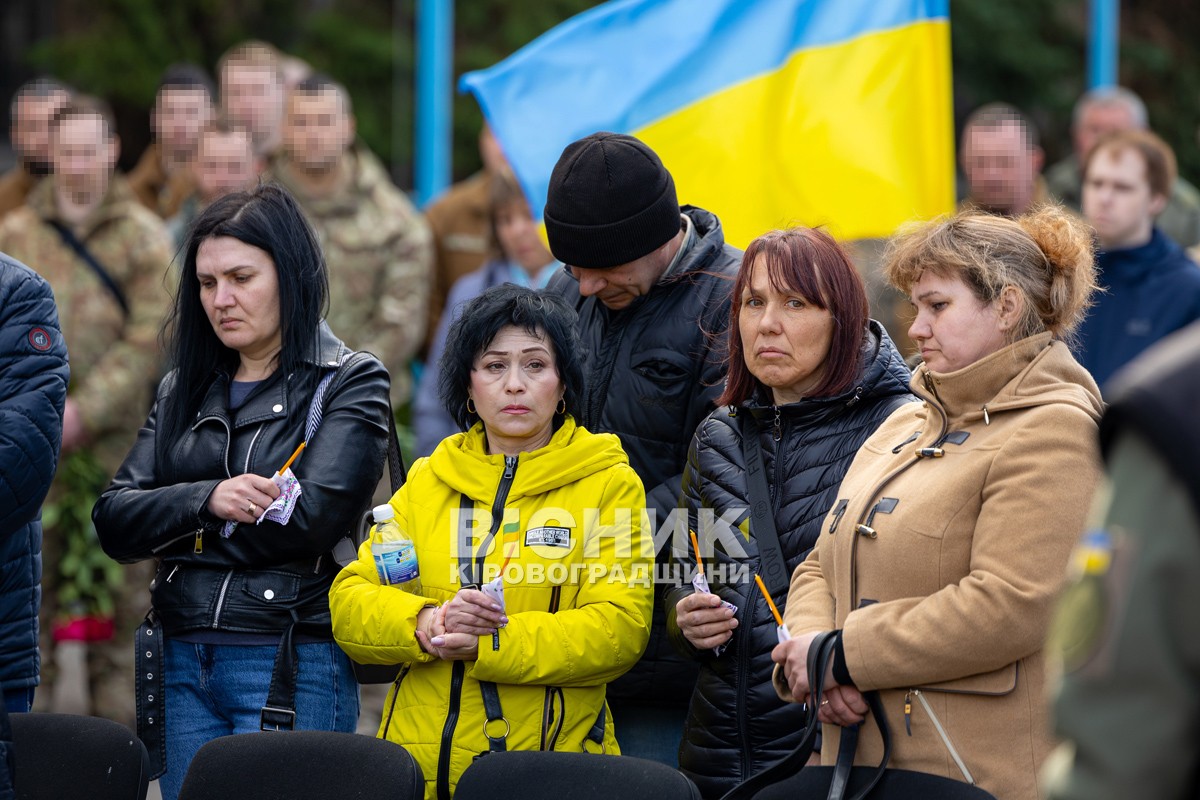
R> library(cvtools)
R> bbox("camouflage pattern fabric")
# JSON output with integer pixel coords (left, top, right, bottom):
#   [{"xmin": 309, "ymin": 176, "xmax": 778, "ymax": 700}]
[{"xmin": 269, "ymin": 144, "xmax": 432, "ymax": 406}]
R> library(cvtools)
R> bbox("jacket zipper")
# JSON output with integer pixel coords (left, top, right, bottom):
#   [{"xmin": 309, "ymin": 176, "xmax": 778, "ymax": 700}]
[
  {"xmin": 436, "ymin": 660, "xmax": 466, "ymax": 800},
  {"xmin": 905, "ymin": 689, "xmax": 977, "ymax": 785},
  {"xmin": 436, "ymin": 455, "xmax": 518, "ymax": 795},
  {"xmin": 473, "ymin": 456, "xmax": 518, "ymax": 583},
  {"xmin": 380, "ymin": 665, "xmax": 411, "ymax": 740},
  {"xmin": 210, "ymin": 423, "xmax": 268, "ymax": 628}
]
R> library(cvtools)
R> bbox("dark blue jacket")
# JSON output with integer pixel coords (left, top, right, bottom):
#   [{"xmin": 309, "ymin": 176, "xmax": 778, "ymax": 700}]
[
  {"xmin": 0, "ymin": 253, "xmax": 68, "ymax": 694},
  {"xmin": 1076, "ymin": 228, "xmax": 1200, "ymax": 391}
]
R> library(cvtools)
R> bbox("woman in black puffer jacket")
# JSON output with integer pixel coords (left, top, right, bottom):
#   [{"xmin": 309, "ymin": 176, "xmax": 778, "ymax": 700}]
[{"xmin": 665, "ymin": 227, "xmax": 915, "ymax": 799}]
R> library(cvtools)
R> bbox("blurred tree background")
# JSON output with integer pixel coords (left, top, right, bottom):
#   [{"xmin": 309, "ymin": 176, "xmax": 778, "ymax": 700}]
[{"xmin": 3, "ymin": 0, "xmax": 1197, "ymax": 195}]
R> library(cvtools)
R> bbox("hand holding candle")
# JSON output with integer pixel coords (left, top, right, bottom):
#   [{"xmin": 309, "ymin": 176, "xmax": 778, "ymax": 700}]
[{"xmin": 755, "ymin": 574, "xmax": 791, "ymax": 643}]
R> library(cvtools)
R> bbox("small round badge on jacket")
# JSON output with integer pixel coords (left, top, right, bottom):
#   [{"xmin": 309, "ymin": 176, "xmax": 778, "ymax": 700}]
[{"xmin": 28, "ymin": 327, "xmax": 52, "ymax": 351}]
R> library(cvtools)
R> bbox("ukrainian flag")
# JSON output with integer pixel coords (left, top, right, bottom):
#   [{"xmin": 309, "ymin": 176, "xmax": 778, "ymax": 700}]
[{"xmin": 460, "ymin": 0, "xmax": 953, "ymax": 247}]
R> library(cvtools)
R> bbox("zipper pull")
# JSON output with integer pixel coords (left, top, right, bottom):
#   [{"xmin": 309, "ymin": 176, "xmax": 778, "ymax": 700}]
[
  {"xmin": 194, "ymin": 528, "xmax": 204, "ymax": 554},
  {"xmin": 904, "ymin": 691, "xmax": 912, "ymax": 736},
  {"xmin": 166, "ymin": 565, "xmax": 180, "ymax": 583},
  {"xmin": 982, "ymin": 405, "xmax": 991, "ymax": 425},
  {"xmin": 772, "ymin": 406, "xmax": 781, "ymax": 442},
  {"xmin": 503, "ymin": 455, "xmax": 516, "ymax": 480}
]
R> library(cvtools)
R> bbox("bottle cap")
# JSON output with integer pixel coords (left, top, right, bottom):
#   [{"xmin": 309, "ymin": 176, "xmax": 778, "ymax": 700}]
[{"xmin": 372, "ymin": 504, "xmax": 395, "ymax": 523}]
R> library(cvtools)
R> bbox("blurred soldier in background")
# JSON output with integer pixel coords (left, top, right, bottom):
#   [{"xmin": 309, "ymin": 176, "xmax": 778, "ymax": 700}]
[
  {"xmin": 166, "ymin": 119, "xmax": 259, "ymax": 248},
  {"xmin": 0, "ymin": 78, "xmax": 72, "ymax": 219},
  {"xmin": 127, "ymin": 64, "xmax": 215, "ymax": 220},
  {"xmin": 217, "ymin": 40, "xmax": 285, "ymax": 162},
  {"xmin": 1045, "ymin": 86, "xmax": 1200, "ymax": 249},
  {"xmin": 0, "ymin": 97, "xmax": 172, "ymax": 727},
  {"xmin": 268, "ymin": 74, "xmax": 432, "ymax": 408}
]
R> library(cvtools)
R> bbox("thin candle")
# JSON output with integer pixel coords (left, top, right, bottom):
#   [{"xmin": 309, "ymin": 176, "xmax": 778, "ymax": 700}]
[
  {"xmin": 279, "ymin": 441, "xmax": 306, "ymax": 474},
  {"xmin": 689, "ymin": 529, "xmax": 703, "ymax": 574},
  {"xmin": 755, "ymin": 574, "xmax": 784, "ymax": 628}
]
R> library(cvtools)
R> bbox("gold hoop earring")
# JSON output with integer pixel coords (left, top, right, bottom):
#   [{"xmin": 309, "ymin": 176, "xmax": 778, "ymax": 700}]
[
  {"xmin": 557, "ymin": 398, "xmax": 567, "ymax": 415},
  {"xmin": 466, "ymin": 398, "xmax": 477, "ymax": 415}
]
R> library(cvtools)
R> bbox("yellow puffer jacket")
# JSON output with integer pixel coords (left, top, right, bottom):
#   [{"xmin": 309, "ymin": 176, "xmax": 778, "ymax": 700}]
[{"xmin": 331, "ymin": 417, "xmax": 653, "ymax": 800}]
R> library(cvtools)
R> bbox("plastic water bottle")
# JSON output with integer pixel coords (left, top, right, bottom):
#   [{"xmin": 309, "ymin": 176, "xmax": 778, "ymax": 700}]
[{"xmin": 370, "ymin": 504, "xmax": 422, "ymax": 593}]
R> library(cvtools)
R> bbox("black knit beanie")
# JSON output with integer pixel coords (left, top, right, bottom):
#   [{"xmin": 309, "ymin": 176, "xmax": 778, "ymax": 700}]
[{"xmin": 543, "ymin": 132, "xmax": 680, "ymax": 269}]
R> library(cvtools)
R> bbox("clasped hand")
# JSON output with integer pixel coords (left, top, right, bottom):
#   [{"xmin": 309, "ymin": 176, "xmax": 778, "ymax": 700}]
[
  {"xmin": 415, "ymin": 588, "xmax": 507, "ymax": 661},
  {"xmin": 771, "ymin": 631, "xmax": 868, "ymax": 727},
  {"xmin": 207, "ymin": 474, "xmax": 281, "ymax": 523}
]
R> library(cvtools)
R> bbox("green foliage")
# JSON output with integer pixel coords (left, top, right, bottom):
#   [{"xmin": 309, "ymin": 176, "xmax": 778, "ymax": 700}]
[{"xmin": 42, "ymin": 451, "xmax": 123, "ymax": 620}]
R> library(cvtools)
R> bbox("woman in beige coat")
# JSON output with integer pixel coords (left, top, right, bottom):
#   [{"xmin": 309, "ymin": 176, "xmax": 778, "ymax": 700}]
[{"xmin": 773, "ymin": 207, "xmax": 1104, "ymax": 800}]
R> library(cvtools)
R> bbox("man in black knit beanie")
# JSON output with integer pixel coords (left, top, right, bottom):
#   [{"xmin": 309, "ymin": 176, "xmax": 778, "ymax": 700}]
[{"xmin": 544, "ymin": 131, "xmax": 740, "ymax": 766}]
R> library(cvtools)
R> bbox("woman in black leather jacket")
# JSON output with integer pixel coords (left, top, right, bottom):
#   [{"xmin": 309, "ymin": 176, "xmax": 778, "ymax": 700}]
[
  {"xmin": 664, "ymin": 227, "xmax": 915, "ymax": 799},
  {"xmin": 93, "ymin": 185, "xmax": 391, "ymax": 800}
]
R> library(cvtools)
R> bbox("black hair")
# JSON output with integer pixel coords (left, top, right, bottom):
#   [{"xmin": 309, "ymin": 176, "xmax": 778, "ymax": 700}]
[
  {"xmin": 156, "ymin": 63, "xmax": 216, "ymax": 103},
  {"xmin": 438, "ymin": 285, "xmax": 583, "ymax": 431},
  {"xmin": 160, "ymin": 183, "xmax": 329, "ymax": 443},
  {"xmin": 292, "ymin": 73, "xmax": 352, "ymax": 116}
]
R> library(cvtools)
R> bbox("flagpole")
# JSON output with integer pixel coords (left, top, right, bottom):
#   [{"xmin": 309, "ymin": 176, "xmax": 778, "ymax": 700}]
[
  {"xmin": 1087, "ymin": 0, "xmax": 1119, "ymax": 89},
  {"xmin": 416, "ymin": 0, "xmax": 453, "ymax": 206}
]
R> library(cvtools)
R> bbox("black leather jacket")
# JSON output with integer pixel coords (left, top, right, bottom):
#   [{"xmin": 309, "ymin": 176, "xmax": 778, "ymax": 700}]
[
  {"xmin": 665, "ymin": 322, "xmax": 915, "ymax": 799},
  {"xmin": 94, "ymin": 324, "xmax": 390, "ymax": 636},
  {"xmin": 547, "ymin": 205, "xmax": 740, "ymax": 706}
]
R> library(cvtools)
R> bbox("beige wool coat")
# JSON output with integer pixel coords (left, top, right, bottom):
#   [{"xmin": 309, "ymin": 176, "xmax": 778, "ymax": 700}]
[{"xmin": 781, "ymin": 334, "xmax": 1104, "ymax": 800}]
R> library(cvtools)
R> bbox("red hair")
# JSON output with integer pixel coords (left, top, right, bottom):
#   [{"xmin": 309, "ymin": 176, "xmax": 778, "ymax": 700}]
[{"xmin": 719, "ymin": 227, "xmax": 868, "ymax": 407}]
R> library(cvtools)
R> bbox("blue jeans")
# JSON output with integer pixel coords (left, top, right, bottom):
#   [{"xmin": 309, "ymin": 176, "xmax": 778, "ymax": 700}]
[
  {"xmin": 608, "ymin": 700, "xmax": 686, "ymax": 767},
  {"xmin": 2, "ymin": 688, "xmax": 33, "ymax": 714},
  {"xmin": 159, "ymin": 639, "xmax": 359, "ymax": 800}
]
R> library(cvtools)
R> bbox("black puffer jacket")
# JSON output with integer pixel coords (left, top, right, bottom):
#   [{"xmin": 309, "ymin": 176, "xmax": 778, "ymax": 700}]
[
  {"xmin": 547, "ymin": 205, "xmax": 740, "ymax": 705},
  {"xmin": 93, "ymin": 324, "xmax": 390, "ymax": 637},
  {"xmin": 665, "ymin": 321, "xmax": 915, "ymax": 799}
]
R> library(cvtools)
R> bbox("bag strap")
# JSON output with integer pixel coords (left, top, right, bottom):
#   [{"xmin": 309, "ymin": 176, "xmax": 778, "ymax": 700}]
[
  {"xmin": 717, "ymin": 632, "xmax": 837, "ymax": 800},
  {"xmin": 46, "ymin": 219, "xmax": 129, "ymax": 318},
  {"xmin": 135, "ymin": 609, "xmax": 166, "ymax": 779},
  {"xmin": 737, "ymin": 411, "xmax": 789, "ymax": 598}
]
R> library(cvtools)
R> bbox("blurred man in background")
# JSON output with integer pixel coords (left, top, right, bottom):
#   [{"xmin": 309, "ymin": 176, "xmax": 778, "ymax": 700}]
[
  {"xmin": 1046, "ymin": 86, "xmax": 1200, "ymax": 249},
  {"xmin": 960, "ymin": 102, "xmax": 1048, "ymax": 217},
  {"xmin": 269, "ymin": 74, "xmax": 432, "ymax": 408},
  {"xmin": 127, "ymin": 63, "xmax": 215, "ymax": 219},
  {"xmin": 218, "ymin": 40, "xmax": 285, "ymax": 162},
  {"xmin": 166, "ymin": 119, "xmax": 259, "ymax": 247},
  {"xmin": 1075, "ymin": 129, "xmax": 1200, "ymax": 391},
  {"xmin": 422, "ymin": 122, "xmax": 508, "ymax": 355},
  {"xmin": 0, "ymin": 97, "xmax": 171, "ymax": 727},
  {"xmin": 0, "ymin": 78, "xmax": 71, "ymax": 219}
]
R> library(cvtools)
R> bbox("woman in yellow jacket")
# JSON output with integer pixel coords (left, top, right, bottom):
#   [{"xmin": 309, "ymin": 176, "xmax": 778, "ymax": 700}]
[{"xmin": 331, "ymin": 285, "xmax": 653, "ymax": 800}]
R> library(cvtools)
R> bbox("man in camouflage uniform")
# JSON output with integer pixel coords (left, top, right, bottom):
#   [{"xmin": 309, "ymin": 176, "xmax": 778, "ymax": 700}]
[
  {"xmin": 1044, "ymin": 321, "xmax": 1200, "ymax": 800},
  {"xmin": 126, "ymin": 63, "xmax": 215, "ymax": 220},
  {"xmin": 268, "ymin": 74, "xmax": 432, "ymax": 407},
  {"xmin": 0, "ymin": 97, "xmax": 171, "ymax": 727},
  {"xmin": 166, "ymin": 119, "xmax": 259, "ymax": 249},
  {"xmin": 0, "ymin": 78, "xmax": 71, "ymax": 220}
]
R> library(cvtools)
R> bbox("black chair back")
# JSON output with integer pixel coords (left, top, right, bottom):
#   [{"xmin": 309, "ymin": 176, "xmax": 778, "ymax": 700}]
[
  {"xmin": 455, "ymin": 751, "xmax": 702, "ymax": 800},
  {"xmin": 8, "ymin": 712, "xmax": 149, "ymax": 800},
  {"xmin": 178, "ymin": 730, "xmax": 423, "ymax": 800}
]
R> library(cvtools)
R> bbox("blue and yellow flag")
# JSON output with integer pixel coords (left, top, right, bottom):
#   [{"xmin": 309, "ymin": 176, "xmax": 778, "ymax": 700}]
[{"xmin": 460, "ymin": 0, "xmax": 953, "ymax": 247}]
